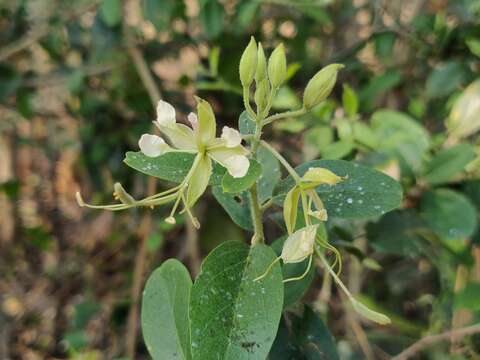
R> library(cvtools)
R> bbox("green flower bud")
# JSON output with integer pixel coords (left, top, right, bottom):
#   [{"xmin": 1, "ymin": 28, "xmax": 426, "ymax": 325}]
[
  {"xmin": 254, "ymin": 78, "xmax": 270, "ymax": 113},
  {"xmin": 267, "ymin": 43, "xmax": 287, "ymax": 88},
  {"xmin": 303, "ymin": 63, "xmax": 344, "ymax": 109},
  {"xmin": 239, "ymin": 36, "xmax": 258, "ymax": 87},
  {"xmin": 255, "ymin": 43, "xmax": 267, "ymax": 82}
]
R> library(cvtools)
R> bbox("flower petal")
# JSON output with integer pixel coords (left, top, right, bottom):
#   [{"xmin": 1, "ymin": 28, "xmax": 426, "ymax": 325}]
[
  {"xmin": 223, "ymin": 155, "xmax": 250, "ymax": 178},
  {"xmin": 281, "ymin": 225, "xmax": 318, "ymax": 263},
  {"xmin": 208, "ymin": 146, "xmax": 250, "ymax": 178},
  {"xmin": 188, "ymin": 112, "xmax": 199, "ymax": 131},
  {"xmin": 156, "ymin": 100, "xmax": 176, "ymax": 127},
  {"xmin": 221, "ymin": 126, "xmax": 242, "ymax": 148},
  {"xmin": 186, "ymin": 155, "xmax": 212, "ymax": 207},
  {"xmin": 138, "ymin": 134, "xmax": 170, "ymax": 157},
  {"xmin": 195, "ymin": 97, "xmax": 216, "ymax": 145},
  {"xmin": 155, "ymin": 122, "xmax": 197, "ymax": 151}
]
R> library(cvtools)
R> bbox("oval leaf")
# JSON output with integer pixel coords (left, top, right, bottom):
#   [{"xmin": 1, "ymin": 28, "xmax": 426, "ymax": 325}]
[
  {"xmin": 421, "ymin": 189, "xmax": 478, "ymax": 241},
  {"xmin": 212, "ymin": 187, "xmax": 253, "ymax": 230},
  {"xmin": 189, "ymin": 241, "xmax": 283, "ymax": 359},
  {"xmin": 275, "ymin": 160, "xmax": 403, "ymax": 219},
  {"xmin": 124, "ymin": 151, "xmax": 225, "ymax": 185},
  {"xmin": 222, "ymin": 159, "xmax": 262, "ymax": 193},
  {"xmin": 141, "ymin": 259, "xmax": 192, "ymax": 360},
  {"xmin": 423, "ymin": 144, "xmax": 476, "ymax": 185}
]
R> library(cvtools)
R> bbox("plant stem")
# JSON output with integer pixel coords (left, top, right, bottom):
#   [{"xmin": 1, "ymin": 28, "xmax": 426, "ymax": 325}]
[
  {"xmin": 263, "ymin": 107, "xmax": 306, "ymax": 125},
  {"xmin": 243, "ymin": 86, "xmax": 257, "ymax": 121},
  {"xmin": 259, "ymin": 140, "xmax": 302, "ymax": 183},
  {"xmin": 249, "ymin": 184, "xmax": 264, "ymax": 245}
]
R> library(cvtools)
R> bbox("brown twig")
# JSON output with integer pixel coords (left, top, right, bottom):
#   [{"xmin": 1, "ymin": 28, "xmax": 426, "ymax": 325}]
[{"xmin": 391, "ymin": 324, "xmax": 480, "ymax": 360}]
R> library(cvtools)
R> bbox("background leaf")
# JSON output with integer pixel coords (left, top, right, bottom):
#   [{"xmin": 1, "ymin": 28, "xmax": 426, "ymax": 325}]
[
  {"xmin": 212, "ymin": 187, "xmax": 253, "ymax": 230},
  {"xmin": 189, "ymin": 241, "xmax": 283, "ymax": 359},
  {"xmin": 423, "ymin": 144, "xmax": 476, "ymax": 185},
  {"xmin": 421, "ymin": 189, "xmax": 478, "ymax": 241},
  {"xmin": 141, "ymin": 259, "xmax": 192, "ymax": 360}
]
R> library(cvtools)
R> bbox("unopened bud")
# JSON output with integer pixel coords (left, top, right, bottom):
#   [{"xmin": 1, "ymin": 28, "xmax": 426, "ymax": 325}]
[
  {"xmin": 303, "ymin": 64, "xmax": 344, "ymax": 109},
  {"xmin": 309, "ymin": 209, "xmax": 328, "ymax": 221},
  {"xmin": 255, "ymin": 43, "xmax": 267, "ymax": 82},
  {"xmin": 239, "ymin": 36, "xmax": 258, "ymax": 87},
  {"xmin": 268, "ymin": 43, "xmax": 287, "ymax": 88},
  {"xmin": 254, "ymin": 78, "xmax": 270, "ymax": 113}
]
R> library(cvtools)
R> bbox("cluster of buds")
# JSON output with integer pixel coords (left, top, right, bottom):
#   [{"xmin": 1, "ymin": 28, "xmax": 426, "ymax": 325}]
[{"xmin": 76, "ymin": 98, "xmax": 250, "ymax": 228}]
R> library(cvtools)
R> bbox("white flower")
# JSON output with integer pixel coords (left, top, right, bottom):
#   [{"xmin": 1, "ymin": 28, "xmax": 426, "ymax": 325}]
[
  {"xmin": 281, "ymin": 225, "xmax": 318, "ymax": 263},
  {"xmin": 188, "ymin": 112, "xmax": 199, "ymax": 131},
  {"xmin": 139, "ymin": 134, "xmax": 169, "ymax": 157},
  {"xmin": 156, "ymin": 100, "xmax": 176, "ymax": 127},
  {"xmin": 223, "ymin": 155, "xmax": 249, "ymax": 178},
  {"xmin": 221, "ymin": 126, "xmax": 242, "ymax": 148}
]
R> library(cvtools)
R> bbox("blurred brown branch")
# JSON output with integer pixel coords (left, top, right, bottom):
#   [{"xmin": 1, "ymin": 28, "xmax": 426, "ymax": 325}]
[{"xmin": 392, "ymin": 324, "xmax": 480, "ymax": 360}]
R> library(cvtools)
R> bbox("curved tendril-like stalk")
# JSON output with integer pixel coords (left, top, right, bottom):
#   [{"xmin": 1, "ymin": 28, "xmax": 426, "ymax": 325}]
[
  {"xmin": 254, "ymin": 257, "xmax": 281, "ymax": 282},
  {"xmin": 316, "ymin": 235, "xmax": 342, "ymax": 276},
  {"xmin": 283, "ymin": 254, "xmax": 313, "ymax": 283}
]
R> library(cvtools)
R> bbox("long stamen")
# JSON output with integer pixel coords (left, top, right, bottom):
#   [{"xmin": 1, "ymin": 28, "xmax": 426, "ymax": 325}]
[
  {"xmin": 76, "ymin": 192, "xmax": 133, "ymax": 211},
  {"xmin": 283, "ymin": 254, "xmax": 313, "ymax": 283},
  {"xmin": 180, "ymin": 192, "xmax": 200, "ymax": 229},
  {"xmin": 315, "ymin": 245, "xmax": 390, "ymax": 324},
  {"xmin": 254, "ymin": 257, "xmax": 281, "ymax": 282}
]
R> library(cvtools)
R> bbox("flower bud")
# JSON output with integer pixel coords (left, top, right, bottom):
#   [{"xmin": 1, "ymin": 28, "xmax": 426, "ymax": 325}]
[
  {"xmin": 281, "ymin": 225, "xmax": 318, "ymax": 263},
  {"xmin": 302, "ymin": 167, "xmax": 344, "ymax": 187},
  {"xmin": 303, "ymin": 64, "xmax": 344, "ymax": 109},
  {"xmin": 254, "ymin": 78, "xmax": 270, "ymax": 113},
  {"xmin": 239, "ymin": 36, "xmax": 258, "ymax": 87},
  {"xmin": 268, "ymin": 43, "xmax": 287, "ymax": 88},
  {"xmin": 255, "ymin": 43, "xmax": 267, "ymax": 82}
]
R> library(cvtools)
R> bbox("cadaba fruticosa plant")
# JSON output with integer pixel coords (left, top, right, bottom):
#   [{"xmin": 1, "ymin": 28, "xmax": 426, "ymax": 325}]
[{"xmin": 76, "ymin": 37, "xmax": 403, "ymax": 359}]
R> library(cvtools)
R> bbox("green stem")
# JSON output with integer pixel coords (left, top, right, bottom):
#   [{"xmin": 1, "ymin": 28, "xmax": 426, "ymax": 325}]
[
  {"xmin": 259, "ymin": 140, "xmax": 302, "ymax": 183},
  {"xmin": 263, "ymin": 107, "xmax": 306, "ymax": 125},
  {"xmin": 249, "ymin": 184, "xmax": 264, "ymax": 245},
  {"xmin": 243, "ymin": 86, "xmax": 257, "ymax": 121}
]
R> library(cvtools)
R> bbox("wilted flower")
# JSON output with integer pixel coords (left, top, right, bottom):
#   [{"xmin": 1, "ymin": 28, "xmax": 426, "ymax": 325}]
[{"xmin": 281, "ymin": 225, "xmax": 318, "ymax": 263}]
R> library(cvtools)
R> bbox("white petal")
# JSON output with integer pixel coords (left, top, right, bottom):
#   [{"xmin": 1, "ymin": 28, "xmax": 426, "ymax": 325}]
[
  {"xmin": 223, "ymin": 155, "xmax": 250, "ymax": 178},
  {"xmin": 156, "ymin": 100, "xmax": 176, "ymax": 127},
  {"xmin": 281, "ymin": 225, "xmax": 318, "ymax": 263},
  {"xmin": 221, "ymin": 126, "xmax": 242, "ymax": 148},
  {"xmin": 138, "ymin": 134, "xmax": 168, "ymax": 157},
  {"xmin": 188, "ymin": 112, "xmax": 199, "ymax": 131}
]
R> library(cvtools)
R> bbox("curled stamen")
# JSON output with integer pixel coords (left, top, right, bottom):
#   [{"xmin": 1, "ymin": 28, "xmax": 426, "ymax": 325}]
[
  {"xmin": 113, "ymin": 183, "xmax": 136, "ymax": 205},
  {"xmin": 283, "ymin": 254, "xmax": 313, "ymax": 283},
  {"xmin": 254, "ymin": 257, "xmax": 281, "ymax": 282}
]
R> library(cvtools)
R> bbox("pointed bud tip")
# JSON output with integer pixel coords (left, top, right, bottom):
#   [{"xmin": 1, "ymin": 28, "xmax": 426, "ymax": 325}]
[{"xmin": 75, "ymin": 192, "xmax": 85, "ymax": 207}]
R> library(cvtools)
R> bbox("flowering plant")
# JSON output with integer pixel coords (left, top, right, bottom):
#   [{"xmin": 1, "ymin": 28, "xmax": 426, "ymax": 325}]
[{"xmin": 77, "ymin": 37, "xmax": 402, "ymax": 359}]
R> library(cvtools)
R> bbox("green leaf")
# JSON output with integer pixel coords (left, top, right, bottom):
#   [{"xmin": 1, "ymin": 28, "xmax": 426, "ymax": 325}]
[
  {"xmin": 212, "ymin": 187, "xmax": 253, "ymax": 230},
  {"xmin": 291, "ymin": 306, "xmax": 339, "ymax": 360},
  {"xmin": 426, "ymin": 61, "xmax": 467, "ymax": 99},
  {"xmin": 359, "ymin": 70, "xmax": 402, "ymax": 110},
  {"xmin": 257, "ymin": 147, "xmax": 281, "ymax": 203},
  {"xmin": 199, "ymin": 0, "xmax": 225, "ymax": 39},
  {"xmin": 124, "ymin": 151, "xmax": 225, "ymax": 185},
  {"xmin": 143, "ymin": 0, "xmax": 182, "ymax": 31},
  {"xmin": 366, "ymin": 210, "xmax": 423, "ymax": 257},
  {"xmin": 141, "ymin": 259, "xmax": 192, "ymax": 360},
  {"xmin": 275, "ymin": 160, "xmax": 403, "ymax": 219},
  {"xmin": 271, "ymin": 236, "xmax": 315, "ymax": 308},
  {"xmin": 421, "ymin": 189, "xmax": 478, "ymax": 241},
  {"xmin": 371, "ymin": 110, "xmax": 430, "ymax": 172},
  {"xmin": 423, "ymin": 144, "xmax": 476, "ymax": 185},
  {"xmin": 222, "ymin": 159, "xmax": 262, "ymax": 193},
  {"xmin": 342, "ymin": 84, "xmax": 358, "ymax": 117},
  {"xmin": 447, "ymin": 79, "xmax": 480, "ymax": 139},
  {"xmin": 322, "ymin": 140, "xmax": 354, "ymax": 159},
  {"xmin": 189, "ymin": 241, "xmax": 283, "ymax": 359},
  {"xmin": 99, "ymin": 0, "xmax": 122, "ymax": 27},
  {"xmin": 454, "ymin": 283, "xmax": 480, "ymax": 311},
  {"xmin": 238, "ymin": 111, "xmax": 256, "ymax": 135}
]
